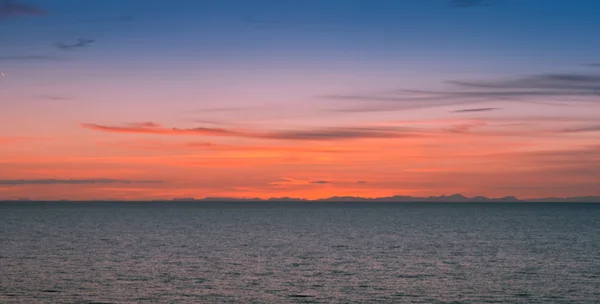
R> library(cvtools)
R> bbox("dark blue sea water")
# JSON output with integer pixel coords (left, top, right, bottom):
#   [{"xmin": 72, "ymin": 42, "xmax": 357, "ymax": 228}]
[{"xmin": 1, "ymin": 202, "xmax": 599, "ymax": 303}]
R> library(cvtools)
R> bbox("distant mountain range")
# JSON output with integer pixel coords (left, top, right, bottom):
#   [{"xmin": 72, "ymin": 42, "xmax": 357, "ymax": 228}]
[
  {"xmin": 3, "ymin": 194, "xmax": 599, "ymax": 202},
  {"xmin": 171, "ymin": 194, "xmax": 600, "ymax": 203}
]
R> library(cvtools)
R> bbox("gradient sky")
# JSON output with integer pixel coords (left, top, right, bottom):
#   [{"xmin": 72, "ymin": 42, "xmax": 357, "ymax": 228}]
[{"xmin": 1, "ymin": 0, "xmax": 599, "ymax": 200}]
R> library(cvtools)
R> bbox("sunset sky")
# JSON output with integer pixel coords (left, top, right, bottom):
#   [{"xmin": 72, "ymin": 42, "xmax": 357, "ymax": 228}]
[{"xmin": 1, "ymin": 0, "xmax": 599, "ymax": 200}]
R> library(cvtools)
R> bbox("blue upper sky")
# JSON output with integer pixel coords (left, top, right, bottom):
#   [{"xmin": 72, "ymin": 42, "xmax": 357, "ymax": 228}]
[{"xmin": 5, "ymin": 0, "xmax": 600, "ymax": 71}]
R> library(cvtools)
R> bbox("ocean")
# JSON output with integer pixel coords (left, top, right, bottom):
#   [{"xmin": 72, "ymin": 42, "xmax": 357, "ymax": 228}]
[{"xmin": 1, "ymin": 202, "xmax": 599, "ymax": 303}]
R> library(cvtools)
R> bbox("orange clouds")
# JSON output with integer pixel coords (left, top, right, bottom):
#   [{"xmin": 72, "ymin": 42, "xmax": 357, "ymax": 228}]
[{"xmin": 2, "ymin": 113, "xmax": 599, "ymax": 201}]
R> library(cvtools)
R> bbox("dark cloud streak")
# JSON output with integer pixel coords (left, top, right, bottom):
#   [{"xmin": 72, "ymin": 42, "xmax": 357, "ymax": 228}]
[
  {"xmin": 55, "ymin": 38, "xmax": 95, "ymax": 50},
  {"xmin": 309, "ymin": 180, "xmax": 331, "ymax": 184},
  {"xmin": 82, "ymin": 122, "xmax": 424, "ymax": 141},
  {"xmin": 267, "ymin": 127, "xmax": 419, "ymax": 140}
]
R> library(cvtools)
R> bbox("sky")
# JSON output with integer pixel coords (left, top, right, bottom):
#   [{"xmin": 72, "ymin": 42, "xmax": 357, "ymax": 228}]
[{"xmin": 1, "ymin": 0, "xmax": 599, "ymax": 200}]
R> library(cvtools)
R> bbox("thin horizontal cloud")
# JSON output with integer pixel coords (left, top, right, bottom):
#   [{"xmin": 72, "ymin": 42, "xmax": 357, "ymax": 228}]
[
  {"xmin": 0, "ymin": 179, "xmax": 162, "ymax": 186},
  {"xmin": 55, "ymin": 38, "xmax": 95, "ymax": 50},
  {"xmin": 82, "ymin": 122, "xmax": 236, "ymax": 136},
  {"xmin": 309, "ymin": 180, "xmax": 331, "ymax": 184},
  {"xmin": 0, "ymin": 0, "xmax": 45, "ymax": 18},
  {"xmin": 323, "ymin": 98, "xmax": 475, "ymax": 113},
  {"xmin": 452, "ymin": 108, "xmax": 502, "ymax": 113},
  {"xmin": 82, "ymin": 122, "xmax": 423, "ymax": 141},
  {"xmin": 561, "ymin": 125, "xmax": 600, "ymax": 133},
  {"xmin": 480, "ymin": 116, "xmax": 600, "ymax": 124},
  {"xmin": 584, "ymin": 63, "xmax": 600, "ymax": 67},
  {"xmin": 325, "ymin": 71, "xmax": 600, "ymax": 112},
  {"xmin": 323, "ymin": 88, "xmax": 513, "ymax": 112},
  {"xmin": 271, "ymin": 177, "xmax": 333, "ymax": 186},
  {"xmin": 268, "ymin": 127, "xmax": 419, "ymax": 140},
  {"xmin": 128, "ymin": 122, "xmax": 161, "ymax": 128},
  {"xmin": 446, "ymin": 73, "xmax": 600, "ymax": 91}
]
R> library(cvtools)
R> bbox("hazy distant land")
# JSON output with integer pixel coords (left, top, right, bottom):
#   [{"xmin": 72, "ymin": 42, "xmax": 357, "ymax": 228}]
[{"xmin": 3, "ymin": 194, "xmax": 600, "ymax": 203}]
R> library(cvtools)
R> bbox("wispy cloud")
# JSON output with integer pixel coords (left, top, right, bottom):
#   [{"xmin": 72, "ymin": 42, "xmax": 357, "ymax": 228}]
[
  {"xmin": 445, "ymin": 73, "xmax": 600, "ymax": 93},
  {"xmin": 0, "ymin": 179, "xmax": 162, "ymax": 186},
  {"xmin": 82, "ymin": 122, "xmax": 423, "ymax": 141},
  {"xmin": 0, "ymin": 0, "xmax": 45, "ymax": 18},
  {"xmin": 583, "ymin": 63, "xmax": 600, "ymax": 67},
  {"xmin": 451, "ymin": 108, "xmax": 502, "ymax": 113},
  {"xmin": 55, "ymin": 38, "xmax": 95, "ymax": 50},
  {"xmin": 325, "ymin": 72, "xmax": 600, "ymax": 112}
]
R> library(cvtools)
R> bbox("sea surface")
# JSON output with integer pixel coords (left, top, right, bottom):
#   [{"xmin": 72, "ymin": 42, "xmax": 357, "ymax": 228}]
[{"xmin": 1, "ymin": 202, "xmax": 599, "ymax": 303}]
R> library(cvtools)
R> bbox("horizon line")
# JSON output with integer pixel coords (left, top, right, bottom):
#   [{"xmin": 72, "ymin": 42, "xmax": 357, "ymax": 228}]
[{"xmin": 2, "ymin": 193, "xmax": 600, "ymax": 203}]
